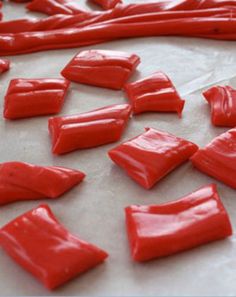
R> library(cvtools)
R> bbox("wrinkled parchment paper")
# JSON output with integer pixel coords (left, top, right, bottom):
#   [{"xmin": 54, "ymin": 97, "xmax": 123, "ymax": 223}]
[{"xmin": 0, "ymin": 1, "xmax": 236, "ymax": 296}]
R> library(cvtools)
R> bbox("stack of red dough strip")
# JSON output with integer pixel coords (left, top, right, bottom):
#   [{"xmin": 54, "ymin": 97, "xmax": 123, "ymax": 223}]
[{"xmin": 2, "ymin": 0, "xmax": 236, "ymax": 55}]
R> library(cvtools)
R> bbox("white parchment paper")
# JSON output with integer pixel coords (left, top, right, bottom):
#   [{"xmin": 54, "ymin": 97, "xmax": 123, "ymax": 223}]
[{"xmin": 1, "ymin": 1, "xmax": 236, "ymax": 296}]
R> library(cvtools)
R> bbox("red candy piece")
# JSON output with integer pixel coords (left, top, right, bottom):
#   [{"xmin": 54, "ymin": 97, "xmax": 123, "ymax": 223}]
[
  {"xmin": 125, "ymin": 184, "xmax": 232, "ymax": 262},
  {"xmin": 125, "ymin": 72, "xmax": 185, "ymax": 116},
  {"xmin": 49, "ymin": 103, "xmax": 132, "ymax": 155},
  {"xmin": 0, "ymin": 59, "xmax": 10, "ymax": 75},
  {"xmin": 61, "ymin": 50, "xmax": 140, "ymax": 90},
  {"xmin": 0, "ymin": 162, "xmax": 85, "ymax": 205},
  {"xmin": 91, "ymin": 0, "xmax": 122, "ymax": 10},
  {"xmin": 27, "ymin": 0, "xmax": 84, "ymax": 15},
  {"xmin": 191, "ymin": 128, "xmax": 236, "ymax": 189},
  {"xmin": 0, "ymin": 205, "xmax": 108, "ymax": 289},
  {"xmin": 4, "ymin": 78, "xmax": 70, "ymax": 119},
  {"xmin": 203, "ymin": 85, "xmax": 236, "ymax": 127},
  {"xmin": 108, "ymin": 128, "xmax": 198, "ymax": 189}
]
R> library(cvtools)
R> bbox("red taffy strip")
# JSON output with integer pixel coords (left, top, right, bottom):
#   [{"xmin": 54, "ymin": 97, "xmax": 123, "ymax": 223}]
[
  {"xmin": 49, "ymin": 103, "xmax": 132, "ymax": 154},
  {"xmin": 203, "ymin": 85, "xmax": 236, "ymax": 127},
  {"xmin": 125, "ymin": 184, "xmax": 232, "ymax": 262},
  {"xmin": 0, "ymin": 162, "xmax": 85, "ymax": 205},
  {"xmin": 109, "ymin": 128, "xmax": 198, "ymax": 189},
  {"xmin": 4, "ymin": 78, "xmax": 70, "ymax": 119},
  {"xmin": 0, "ymin": 205, "xmax": 108, "ymax": 289},
  {"xmin": 61, "ymin": 50, "xmax": 140, "ymax": 90},
  {"xmin": 125, "ymin": 72, "xmax": 185, "ymax": 116},
  {"xmin": 191, "ymin": 128, "xmax": 236, "ymax": 189}
]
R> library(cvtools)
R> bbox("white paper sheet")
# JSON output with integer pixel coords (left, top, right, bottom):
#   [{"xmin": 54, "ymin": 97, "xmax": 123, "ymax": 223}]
[{"xmin": 1, "ymin": 1, "xmax": 236, "ymax": 296}]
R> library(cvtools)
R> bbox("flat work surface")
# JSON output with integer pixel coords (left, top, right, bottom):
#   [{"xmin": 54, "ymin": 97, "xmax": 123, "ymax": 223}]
[{"xmin": 0, "ymin": 1, "xmax": 236, "ymax": 296}]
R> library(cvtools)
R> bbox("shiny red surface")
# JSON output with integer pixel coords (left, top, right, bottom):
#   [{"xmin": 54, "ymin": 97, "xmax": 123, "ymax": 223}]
[
  {"xmin": 108, "ymin": 128, "xmax": 198, "ymax": 189},
  {"xmin": 0, "ymin": 162, "xmax": 85, "ymax": 205},
  {"xmin": 0, "ymin": 205, "xmax": 108, "ymax": 289},
  {"xmin": 191, "ymin": 128, "xmax": 236, "ymax": 189},
  {"xmin": 125, "ymin": 72, "xmax": 185, "ymax": 116},
  {"xmin": 125, "ymin": 184, "xmax": 232, "ymax": 262},
  {"xmin": 27, "ymin": 0, "xmax": 85, "ymax": 15},
  {"xmin": 61, "ymin": 49, "xmax": 140, "ymax": 90},
  {"xmin": 4, "ymin": 78, "xmax": 70, "ymax": 119},
  {"xmin": 203, "ymin": 85, "xmax": 236, "ymax": 126},
  {"xmin": 0, "ymin": 8, "xmax": 233, "ymax": 34},
  {"xmin": 0, "ymin": 59, "xmax": 10, "ymax": 75},
  {"xmin": 91, "ymin": 0, "xmax": 122, "ymax": 10},
  {"xmin": 49, "ymin": 103, "xmax": 132, "ymax": 154}
]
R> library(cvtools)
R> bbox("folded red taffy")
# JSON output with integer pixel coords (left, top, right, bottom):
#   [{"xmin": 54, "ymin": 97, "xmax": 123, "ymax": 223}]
[
  {"xmin": 191, "ymin": 128, "xmax": 236, "ymax": 189},
  {"xmin": 49, "ymin": 103, "xmax": 132, "ymax": 154},
  {"xmin": 61, "ymin": 50, "xmax": 140, "ymax": 90},
  {"xmin": 125, "ymin": 184, "xmax": 232, "ymax": 262},
  {"xmin": 0, "ymin": 205, "xmax": 108, "ymax": 289},
  {"xmin": 125, "ymin": 72, "xmax": 185, "ymax": 116},
  {"xmin": 203, "ymin": 85, "xmax": 236, "ymax": 127},
  {"xmin": 108, "ymin": 128, "xmax": 198, "ymax": 189},
  {"xmin": 0, "ymin": 162, "xmax": 85, "ymax": 205},
  {"xmin": 27, "ymin": 0, "xmax": 85, "ymax": 15},
  {"xmin": 4, "ymin": 78, "xmax": 70, "ymax": 119},
  {"xmin": 0, "ymin": 59, "xmax": 10, "ymax": 75},
  {"xmin": 91, "ymin": 0, "xmax": 122, "ymax": 10}
]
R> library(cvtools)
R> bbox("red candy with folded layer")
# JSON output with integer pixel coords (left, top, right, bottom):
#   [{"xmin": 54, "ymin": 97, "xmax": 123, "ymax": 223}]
[
  {"xmin": 4, "ymin": 78, "xmax": 70, "ymax": 119},
  {"xmin": 108, "ymin": 128, "xmax": 198, "ymax": 189},
  {"xmin": 61, "ymin": 50, "xmax": 140, "ymax": 90},
  {"xmin": 203, "ymin": 85, "xmax": 236, "ymax": 127},
  {"xmin": 0, "ymin": 205, "xmax": 108, "ymax": 289},
  {"xmin": 91, "ymin": 0, "xmax": 122, "ymax": 10},
  {"xmin": 125, "ymin": 72, "xmax": 185, "ymax": 116},
  {"xmin": 0, "ymin": 162, "xmax": 85, "ymax": 205},
  {"xmin": 191, "ymin": 128, "xmax": 236, "ymax": 189},
  {"xmin": 49, "ymin": 103, "xmax": 132, "ymax": 154},
  {"xmin": 125, "ymin": 184, "xmax": 232, "ymax": 262}
]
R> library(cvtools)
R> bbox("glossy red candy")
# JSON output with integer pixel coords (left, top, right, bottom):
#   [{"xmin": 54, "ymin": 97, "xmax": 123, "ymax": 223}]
[
  {"xmin": 0, "ymin": 205, "xmax": 108, "ymax": 289},
  {"xmin": 49, "ymin": 103, "xmax": 132, "ymax": 155},
  {"xmin": 0, "ymin": 59, "xmax": 10, "ymax": 75},
  {"xmin": 203, "ymin": 85, "xmax": 236, "ymax": 127},
  {"xmin": 108, "ymin": 128, "xmax": 198, "ymax": 189},
  {"xmin": 91, "ymin": 0, "xmax": 122, "ymax": 10},
  {"xmin": 125, "ymin": 184, "xmax": 232, "ymax": 262},
  {"xmin": 4, "ymin": 78, "xmax": 70, "ymax": 119},
  {"xmin": 125, "ymin": 72, "xmax": 185, "ymax": 116},
  {"xmin": 191, "ymin": 128, "xmax": 236, "ymax": 189},
  {"xmin": 27, "ymin": 0, "xmax": 85, "ymax": 15},
  {"xmin": 0, "ymin": 162, "xmax": 85, "ymax": 205},
  {"xmin": 61, "ymin": 50, "xmax": 140, "ymax": 90}
]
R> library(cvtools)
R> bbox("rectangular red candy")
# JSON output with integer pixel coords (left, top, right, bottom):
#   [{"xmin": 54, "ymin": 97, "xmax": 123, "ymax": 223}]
[
  {"xmin": 125, "ymin": 72, "xmax": 185, "ymax": 116},
  {"xmin": 109, "ymin": 128, "xmax": 198, "ymax": 189},
  {"xmin": 191, "ymin": 128, "xmax": 236, "ymax": 189},
  {"xmin": 125, "ymin": 184, "xmax": 232, "ymax": 262},
  {"xmin": 203, "ymin": 85, "xmax": 236, "ymax": 127},
  {"xmin": 0, "ymin": 205, "xmax": 108, "ymax": 289},
  {"xmin": 49, "ymin": 103, "xmax": 132, "ymax": 154},
  {"xmin": 4, "ymin": 78, "xmax": 70, "ymax": 119},
  {"xmin": 61, "ymin": 50, "xmax": 140, "ymax": 90},
  {"xmin": 0, "ymin": 162, "xmax": 85, "ymax": 205}
]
